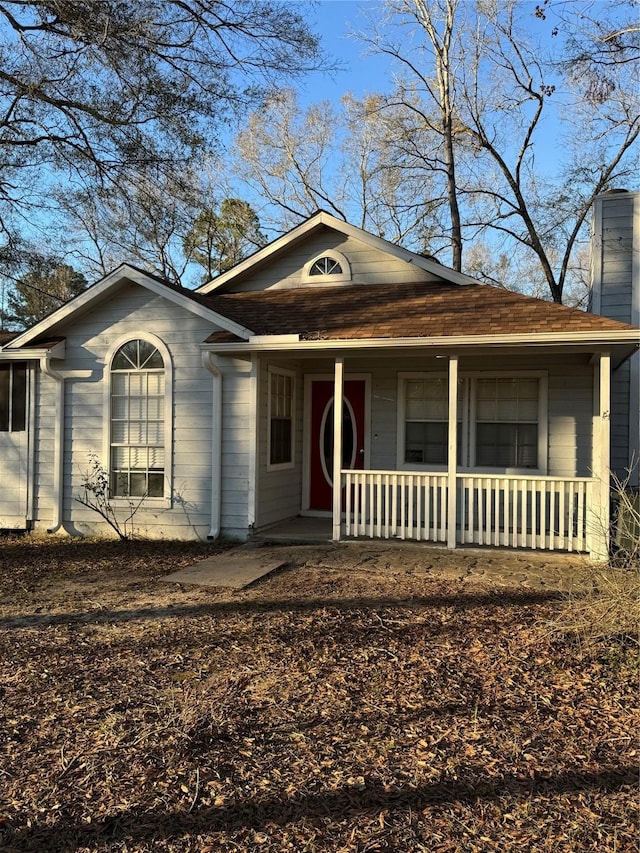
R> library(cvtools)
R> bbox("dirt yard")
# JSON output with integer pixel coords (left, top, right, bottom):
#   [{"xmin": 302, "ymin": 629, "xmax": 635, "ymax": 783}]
[{"xmin": 0, "ymin": 536, "xmax": 637, "ymax": 852}]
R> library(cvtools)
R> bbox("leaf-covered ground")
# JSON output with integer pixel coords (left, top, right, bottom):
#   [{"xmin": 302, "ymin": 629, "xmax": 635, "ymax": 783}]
[{"xmin": 0, "ymin": 537, "xmax": 637, "ymax": 852}]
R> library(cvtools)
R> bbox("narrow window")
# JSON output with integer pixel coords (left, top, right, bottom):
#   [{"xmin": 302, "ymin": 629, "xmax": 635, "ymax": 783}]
[
  {"xmin": 110, "ymin": 340, "xmax": 165, "ymax": 497},
  {"xmin": 268, "ymin": 369, "xmax": 294, "ymax": 467},
  {"xmin": 0, "ymin": 363, "xmax": 27, "ymax": 432},
  {"xmin": 475, "ymin": 378, "xmax": 539, "ymax": 468}
]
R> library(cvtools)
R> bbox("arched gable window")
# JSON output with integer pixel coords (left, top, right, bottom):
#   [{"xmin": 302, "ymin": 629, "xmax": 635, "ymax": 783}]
[
  {"xmin": 110, "ymin": 338, "xmax": 166, "ymax": 498},
  {"xmin": 302, "ymin": 250, "xmax": 351, "ymax": 284}
]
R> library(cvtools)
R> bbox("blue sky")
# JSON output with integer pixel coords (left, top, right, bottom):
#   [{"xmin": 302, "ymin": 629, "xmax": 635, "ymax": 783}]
[{"xmin": 300, "ymin": 1, "xmax": 394, "ymax": 105}]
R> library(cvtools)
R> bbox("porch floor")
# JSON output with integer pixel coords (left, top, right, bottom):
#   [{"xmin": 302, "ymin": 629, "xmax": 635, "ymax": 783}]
[{"xmin": 254, "ymin": 516, "xmax": 333, "ymax": 544}]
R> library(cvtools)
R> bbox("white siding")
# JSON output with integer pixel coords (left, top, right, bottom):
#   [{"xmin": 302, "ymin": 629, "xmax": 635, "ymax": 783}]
[
  {"xmin": 32, "ymin": 368, "xmax": 56, "ymax": 525},
  {"xmin": 31, "ymin": 281, "xmax": 225, "ymax": 540},
  {"xmin": 228, "ymin": 227, "xmax": 439, "ymax": 292},
  {"xmin": 590, "ymin": 191, "xmax": 640, "ymax": 484},
  {"xmin": 219, "ymin": 359, "xmax": 253, "ymax": 539},
  {"xmin": 256, "ymin": 358, "xmax": 304, "ymax": 529}
]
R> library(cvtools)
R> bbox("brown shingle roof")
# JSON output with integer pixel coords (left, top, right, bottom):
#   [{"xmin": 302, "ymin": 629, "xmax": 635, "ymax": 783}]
[
  {"xmin": 0, "ymin": 330, "xmax": 19, "ymax": 346},
  {"xmin": 202, "ymin": 281, "xmax": 638, "ymax": 342}
]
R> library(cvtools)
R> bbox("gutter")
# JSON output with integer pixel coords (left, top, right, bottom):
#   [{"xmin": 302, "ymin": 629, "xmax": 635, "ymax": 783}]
[
  {"xmin": 201, "ymin": 330, "xmax": 640, "ymax": 354},
  {"xmin": 201, "ymin": 351, "xmax": 223, "ymax": 539}
]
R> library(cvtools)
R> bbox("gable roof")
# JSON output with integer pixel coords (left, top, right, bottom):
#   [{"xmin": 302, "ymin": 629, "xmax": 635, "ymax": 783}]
[
  {"xmin": 202, "ymin": 280, "xmax": 640, "ymax": 351},
  {"xmin": 6, "ymin": 263, "xmax": 253, "ymax": 350},
  {"xmin": 196, "ymin": 210, "xmax": 478, "ymax": 294}
]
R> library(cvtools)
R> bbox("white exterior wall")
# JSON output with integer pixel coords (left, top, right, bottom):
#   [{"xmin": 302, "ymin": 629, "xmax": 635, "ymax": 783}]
[
  {"xmin": 590, "ymin": 191, "xmax": 640, "ymax": 485},
  {"xmin": 31, "ymin": 282, "xmax": 222, "ymax": 540},
  {"xmin": 32, "ymin": 367, "xmax": 57, "ymax": 525},
  {"xmin": 229, "ymin": 228, "xmax": 438, "ymax": 292},
  {"xmin": 256, "ymin": 358, "xmax": 304, "ymax": 529},
  {"xmin": 218, "ymin": 358, "xmax": 253, "ymax": 540}
]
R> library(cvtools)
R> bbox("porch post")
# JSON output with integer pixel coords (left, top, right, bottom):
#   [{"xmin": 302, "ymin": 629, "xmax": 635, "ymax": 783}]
[
  {"xmin": 589, "ymin": 352, "xmax": 611, "ymax": 562},
  {"xmin": 332, "ymin": 356, "xmax": 344, "ymax": 541},
  {"xmin": 447, "ymin": 355, "xmax": 459, "ymax": 549}
]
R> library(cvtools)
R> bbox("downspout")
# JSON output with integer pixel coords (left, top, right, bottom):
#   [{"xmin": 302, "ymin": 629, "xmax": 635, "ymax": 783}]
[
  {"xmin": 202, "ymin": 351, "xmax": 222, "ymax": 539},
  {"xmin": 40, "ymin": 354, "xmax": 65, "ymax": 534}
]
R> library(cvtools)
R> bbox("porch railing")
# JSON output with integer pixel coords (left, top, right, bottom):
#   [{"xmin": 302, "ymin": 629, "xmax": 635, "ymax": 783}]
[
  {"xmin": 343, "ymin": 471, "xmax": 448, "ymax": 541},
  {"xmin": 342, "ymin": 470, "xmax": 594, "ymax": 553}
]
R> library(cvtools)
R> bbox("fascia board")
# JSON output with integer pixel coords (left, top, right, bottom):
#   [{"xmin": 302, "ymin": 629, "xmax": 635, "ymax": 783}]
[
  {"xmin": 0, "ymin": 340, "xmax": 66, "ymax": 360},
  {"xmin": 318, "ymin": 214, "xmax": 478, "ymax": 286},
  {"xmin": 9, "ymin": 264, "xmax": 254, "ymax": 348},
  {"xmin": 202, "ymin": 329, "xmax": 640, "ymax": 354},
  {"xmin": 197, "ymin": 210, "xmax": 479, "ymax": 294}
]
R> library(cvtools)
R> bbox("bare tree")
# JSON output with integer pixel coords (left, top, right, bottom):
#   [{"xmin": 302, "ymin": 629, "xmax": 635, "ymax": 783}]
[
  {"xmin": 234, "ymin": 89, "xmax": 440, "ymax": 248},
  {"xmin": 0, "ymin": 1, "xmax": 323, "ymax": 260},
  {"xmin": 235, "ymin": 89, "xmax": 349, "ymax": 228},
  {"xmin": 359, "ymin": 0, "xmax": 639, "ymax": 301}
]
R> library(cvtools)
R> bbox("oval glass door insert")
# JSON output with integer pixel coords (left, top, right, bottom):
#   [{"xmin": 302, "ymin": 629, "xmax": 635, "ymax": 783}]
[{"xmin": 320, "ymin": 399, "xmax": 356, "ymax": 486}]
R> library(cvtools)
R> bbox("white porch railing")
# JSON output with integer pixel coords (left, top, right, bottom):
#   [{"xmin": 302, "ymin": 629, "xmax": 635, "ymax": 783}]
[
  {"xmin": 343, "ymin": 471, "xmax": 448, "ymax": 541},
  {"xmin": 457, "ymin": 474, "xmax": 592, "ymax": 552},
  {"xmin": 342, "ymin": 470, "xmax": 594, "ymax": 553}
]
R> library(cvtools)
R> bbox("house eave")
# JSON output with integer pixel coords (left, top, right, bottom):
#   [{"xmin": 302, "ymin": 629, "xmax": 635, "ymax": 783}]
[
  {"xmin": 0, "ymin": 339, "xmax": 66, "ymax": 360},
  {"xmin": 8, "ymin": 264, "xmax": 254, "ymax": 349},
  {"xmin": 197, "ymin": 210, "xmax": 478, "ymax": 294},
  {"xmin": 201, "ymin": 329, "xmax": 640, "ymax": 359}
]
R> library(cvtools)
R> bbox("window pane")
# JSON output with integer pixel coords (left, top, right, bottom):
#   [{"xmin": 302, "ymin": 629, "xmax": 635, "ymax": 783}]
[
  {"xmin": 11, "ymin": 364, "xmax": 26, "ymax": 431},
  {"xmin": 111, "ymin": 421, "xmax": 128, "ymax": 442},
  {"xmin": 405, "ymin": 422, "xmax": 447, "ymax": 465},
  {"xmin": 0, "ymin": 365, "xmax": 9, "ymax": 432},
  {"xmin": 270, "ymin": 418, "xmax": 292, "ymax": 465},
  {"xmin": 129, "ymin": 472, "xmax": 147, "ymax": 496},
  {"xmin": 406, "ymin": 399, "xmax": 427, "ymax": 420},
  {"xmin": 476, "ymin": 423, "xmax": 538, "ymax": 468},
  {"xmin": 148, "ymin": 472, "xmax": 164, "ymax": 497}
]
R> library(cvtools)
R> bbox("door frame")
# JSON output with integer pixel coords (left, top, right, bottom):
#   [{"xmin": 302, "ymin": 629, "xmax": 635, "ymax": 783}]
[{"xmin": 302, "ymin": 372, "xmax": 371, "ymax": 515}]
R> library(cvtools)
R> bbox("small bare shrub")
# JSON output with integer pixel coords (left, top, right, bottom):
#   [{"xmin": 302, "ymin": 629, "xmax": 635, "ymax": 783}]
[
  {"xmin": 549, "ymin": 465, "xmax": 639, "ymax": 646},
  {"xmin": 75, "ymin": 453, "xmax": 146, "ymax": 540}
]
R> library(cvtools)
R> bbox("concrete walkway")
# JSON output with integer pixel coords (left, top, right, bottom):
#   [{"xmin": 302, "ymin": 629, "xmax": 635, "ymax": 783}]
[{"xmin": 162, "ymin": 545, "xmax": 287, "ymax": 589}]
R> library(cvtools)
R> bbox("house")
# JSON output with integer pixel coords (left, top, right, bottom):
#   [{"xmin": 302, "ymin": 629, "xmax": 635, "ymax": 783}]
[{"xmin": 1, "ymin": 193, "xmax": 638, "ymax": 560}]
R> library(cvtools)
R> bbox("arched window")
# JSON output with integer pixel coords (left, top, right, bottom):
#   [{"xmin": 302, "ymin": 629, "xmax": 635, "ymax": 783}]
[
  {"xmin": 110, "ymin": 339, "xmax": 165, "ymax": 497},
  {"xmin": 302, "ymin": 250, "xmax": 351, "ymax": 284}
]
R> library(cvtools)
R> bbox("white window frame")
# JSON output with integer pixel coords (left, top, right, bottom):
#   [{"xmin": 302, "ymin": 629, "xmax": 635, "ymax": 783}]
[
  {"xmin": 267, "ymin": 365, "xmax": 296, "ymax": 471},
  {"xmin": 0, "ymin": 361, "xmax": 27, "ymax": 433},
  {"xmin": 397, "ymin": 371, "xmax": 452, "ymax": 472},
  {"xmin": 302, "ymin": 250, "xmax": 351, "ymax": 284},
  {"xmin": 397, "ymin": 370, "xmax": 548, "ymax": 475},
  {"xmin": 103, "ymin": 332, "xmax": 173, "ymax": 505}
]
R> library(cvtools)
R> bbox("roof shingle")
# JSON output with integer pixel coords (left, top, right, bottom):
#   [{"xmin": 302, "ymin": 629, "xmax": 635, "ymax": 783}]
[{"xmin": 202, "ymin": 281, "xmax": 638, "ymax": 342}]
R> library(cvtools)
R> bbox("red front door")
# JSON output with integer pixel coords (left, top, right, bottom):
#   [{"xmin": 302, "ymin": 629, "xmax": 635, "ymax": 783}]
[{"xmin": 309, "ymin": 379, "xmax": 366, "ymax": 511}]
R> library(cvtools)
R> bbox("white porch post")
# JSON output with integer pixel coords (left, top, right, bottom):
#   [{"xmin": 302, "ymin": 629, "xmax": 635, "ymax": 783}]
[
  {"xmin": 447, "ymin": 355, "xmax": 459, "ymax": 549},
  {"xmin": 332, "ymin": 356, "xmax": 344, "ymax": 541},
  {"xmin": 589, "ymin": 352, "xmax": 611, "ymax": 562}
]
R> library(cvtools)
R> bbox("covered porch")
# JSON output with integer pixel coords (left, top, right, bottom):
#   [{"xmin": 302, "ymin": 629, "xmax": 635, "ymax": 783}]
[
  {"xmin": 323, "ymin": 351, "xmax": 612, "ymax": 560},
  {"xmin": 208, "ymin": 335, "xmax": 624, "ymax": 560}
]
